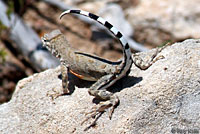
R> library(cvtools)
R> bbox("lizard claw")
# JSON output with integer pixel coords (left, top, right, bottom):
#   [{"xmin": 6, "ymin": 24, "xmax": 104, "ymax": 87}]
[
  {"xmin": 81, "ymin": 102, "xmax": 111, "ymax": 131},
  {"xmin": 86, "ymin": 98, "xmax": 119, "ymax": 119},
  {"xmin": 81, "ymin": 103, "xmax": 109, "ymax": 125},
  {"xmin": 81, "ymin": 98, "xmax": 119, "ymax": 131}
]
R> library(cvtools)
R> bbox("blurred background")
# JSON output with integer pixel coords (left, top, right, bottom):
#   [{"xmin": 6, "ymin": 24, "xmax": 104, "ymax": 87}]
[{"xmin": 0, "ymin": 0, "xmax": 199, "ymax": 103}]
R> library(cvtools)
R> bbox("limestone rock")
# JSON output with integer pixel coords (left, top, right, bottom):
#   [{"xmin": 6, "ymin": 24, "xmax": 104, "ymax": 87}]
[{"xmin": 0, "ymin": 39, "xmax": 200, "ymax": 134}]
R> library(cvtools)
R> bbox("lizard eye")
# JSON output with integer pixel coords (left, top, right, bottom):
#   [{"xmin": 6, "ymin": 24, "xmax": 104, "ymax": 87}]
[
  {"xmin": 42, "ymin": 37, "xmax": 49, "ymax": 42},
  {"xmin": 42, "ymin": 38, "xmax": 47, "ymax": 42}
]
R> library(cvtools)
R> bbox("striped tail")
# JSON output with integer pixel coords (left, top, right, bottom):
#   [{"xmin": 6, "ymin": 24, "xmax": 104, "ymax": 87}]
[{"xmin": 59, "ymin": 10, "xmax": 132, "ymax": 78}]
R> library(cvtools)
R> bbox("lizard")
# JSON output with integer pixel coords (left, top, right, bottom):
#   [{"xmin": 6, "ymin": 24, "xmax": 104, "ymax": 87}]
[{"xmin": 41, "ymin": 9, "xmax": 166, "ymax": 129}]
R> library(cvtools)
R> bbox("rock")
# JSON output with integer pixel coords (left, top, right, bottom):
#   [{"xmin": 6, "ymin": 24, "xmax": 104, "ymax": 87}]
[
  {"xmin": 0, "ymin": 39, "xmax": 200, "ymax": 133},
  {"xmin": 126, "ymin": 0, "xmax": 200, "ymax": 46}
]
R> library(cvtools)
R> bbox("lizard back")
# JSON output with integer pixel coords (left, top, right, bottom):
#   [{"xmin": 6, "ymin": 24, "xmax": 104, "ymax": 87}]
[
  {"xmin": 42, "ymin": 29, "xmax": 121, "ymax": 81},
  {"xmin": 59, "ymin": 10, "xmax": 133, "ymax": 89}
]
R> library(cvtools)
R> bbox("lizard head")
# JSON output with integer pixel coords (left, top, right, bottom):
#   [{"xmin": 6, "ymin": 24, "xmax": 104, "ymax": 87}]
[{"xmin": 41, "ymin": 29, "xmax": 67, "ymax": 58}]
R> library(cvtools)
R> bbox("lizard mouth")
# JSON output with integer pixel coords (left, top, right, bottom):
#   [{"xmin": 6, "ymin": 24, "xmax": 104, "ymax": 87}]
[{"xmin": 41, "ymin": 37, "xmax": 50, "ymax": 48}]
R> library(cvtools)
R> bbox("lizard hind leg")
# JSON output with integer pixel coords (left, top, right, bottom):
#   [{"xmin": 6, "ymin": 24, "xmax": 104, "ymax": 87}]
[
  {"xmin": 86, "ymin": 74, "xmax": 120, "ymax": 120},
  {"xmin": 132, "ymin": 44, "xmax": 169, "ymax": 70},
  {"xmin": 88, "ymin": 90, "xmax": 119, "ymax": 119}
]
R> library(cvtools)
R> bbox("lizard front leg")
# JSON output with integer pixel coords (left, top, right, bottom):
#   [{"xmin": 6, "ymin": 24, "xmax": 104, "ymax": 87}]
[
  {"xmin": 46, "ymin": 63, "xmax": 70, "ymax": 99},
  {"xmin": 61, "ymin": 63, "xmax": 70, "ymax": 94}
]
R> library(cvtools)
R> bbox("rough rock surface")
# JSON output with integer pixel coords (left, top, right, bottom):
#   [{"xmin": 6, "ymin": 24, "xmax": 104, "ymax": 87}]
[
  {"xmin": 0, "ymin": 39, "xmax": 200, "ymax": 134},
  {"xmin": 127, "ymin": 0, "xmax": 200, "ymax": 45}
]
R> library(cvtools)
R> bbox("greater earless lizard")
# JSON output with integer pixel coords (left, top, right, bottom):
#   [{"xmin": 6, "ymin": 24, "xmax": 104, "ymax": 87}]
[{"xmin": 41, "ymin": 9, "xmax": 166, "ymax": 129}]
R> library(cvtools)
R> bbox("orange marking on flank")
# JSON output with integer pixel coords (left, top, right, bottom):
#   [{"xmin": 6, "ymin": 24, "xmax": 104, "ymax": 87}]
[{"xmin": 69, "ymin": 70, "xmax": 84, "ymax": 79}]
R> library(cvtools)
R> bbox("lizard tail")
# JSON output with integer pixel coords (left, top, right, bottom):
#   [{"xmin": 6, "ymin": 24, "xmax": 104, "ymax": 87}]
[{"xmin": 59, "ymin": 10, "xmax": 132, "ymax": 78}]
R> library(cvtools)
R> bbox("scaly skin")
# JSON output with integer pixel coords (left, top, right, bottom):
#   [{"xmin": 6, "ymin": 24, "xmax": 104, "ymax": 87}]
[
  {"xmin": 42, "ymin": 10, "xmax": 133, "ymax": 122},
  {"xmin": 42, "ymin": 9, "xmax": 167, "ymax": 130}
]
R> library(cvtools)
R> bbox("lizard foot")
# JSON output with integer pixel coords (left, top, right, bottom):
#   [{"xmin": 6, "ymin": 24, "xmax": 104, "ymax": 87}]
[{"xmin": 81, "ymin": 98, "xmax": 119, "ymax": 131}]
